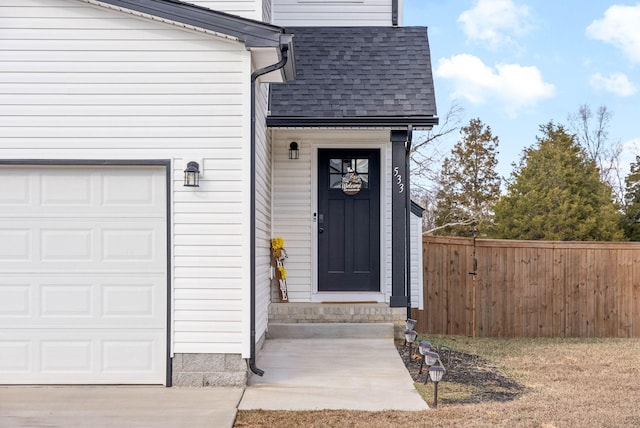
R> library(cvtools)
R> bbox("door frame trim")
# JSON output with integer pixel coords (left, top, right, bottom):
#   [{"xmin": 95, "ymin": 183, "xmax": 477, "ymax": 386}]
[{"xmin": 311, "ymin": 144, "xmax": 387, "ymax": 302}]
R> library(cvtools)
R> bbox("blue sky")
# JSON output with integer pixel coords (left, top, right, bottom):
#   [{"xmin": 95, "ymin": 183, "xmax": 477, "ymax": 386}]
[{"xmin": 403, "ymin": 0, "xmax": 640, "ymax": 179}]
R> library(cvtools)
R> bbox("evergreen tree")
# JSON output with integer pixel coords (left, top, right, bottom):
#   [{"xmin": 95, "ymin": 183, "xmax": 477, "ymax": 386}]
[
  {"xmin": 493, "ymin": 122, "xmax": 623, "ymax": 241},
  {"xmin": 623, "ymin": 156, "xmax": 640, "ymax": 241},
  {"xmin": 432, "ymin": 118, "xmax": 500, "ymax": 236}
]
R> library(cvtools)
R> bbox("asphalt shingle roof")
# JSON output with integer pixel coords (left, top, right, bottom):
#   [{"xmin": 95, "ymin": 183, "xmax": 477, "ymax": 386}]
[{"xmin": 268, "ymin": 26, "xmax": 438, "ymax": 125}]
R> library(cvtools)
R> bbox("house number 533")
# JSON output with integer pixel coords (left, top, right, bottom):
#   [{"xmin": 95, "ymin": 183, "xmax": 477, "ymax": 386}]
[{"xmin": 393, "ymin": 167, "xmax": 404, "ymax": 193}]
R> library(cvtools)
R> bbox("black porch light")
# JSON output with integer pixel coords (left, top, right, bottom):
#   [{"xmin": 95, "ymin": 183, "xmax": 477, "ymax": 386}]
[
  {"xmin": 184, "ymin": 161, "xmax": 201, "ymax": 187},
  {"xmin": 288, "ymin": 141, "xmax": 299, "ymax": 160},
  {"xmin": 428, "ymin": 365, "xmax": 446, "ymax": 408}
]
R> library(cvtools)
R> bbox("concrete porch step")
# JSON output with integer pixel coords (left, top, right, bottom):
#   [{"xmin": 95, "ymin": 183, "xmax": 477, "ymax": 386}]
[
  {"xmin": 268, "ymin": 303, "xmax": 408, "ymax": 339},
  {"xmin": 266, "ymin": 322, "xmax": 394, "ymax": 339},
  {"xmin": 269, "ymin": 302, "xmax": 405, "ymax": 323}
]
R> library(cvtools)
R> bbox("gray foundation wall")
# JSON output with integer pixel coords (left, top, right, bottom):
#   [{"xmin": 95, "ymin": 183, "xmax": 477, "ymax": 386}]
[{"xmin": 172, "ymin": 353, "xmax": 247, "ymax": 387}]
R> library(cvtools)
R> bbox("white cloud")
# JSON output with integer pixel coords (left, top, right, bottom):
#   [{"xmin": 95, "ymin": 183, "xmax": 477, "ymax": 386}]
[
  {"xmin": 435, "ymin": 53, "xmax": 555, "ymax": 115},
  {"xmin": 458, "ymin": 0, "xmax": 532, "ymax": 49},
  {"xmin": 587, "ymin": 4, "xmax": 640, "ymax": 63},
  {"xmin": 589, "ymin": 72, "xmax": 637, "ymax": 97}
]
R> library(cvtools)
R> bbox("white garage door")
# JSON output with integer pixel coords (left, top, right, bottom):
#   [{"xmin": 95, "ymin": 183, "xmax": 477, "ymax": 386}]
[{"xmin": 0, "ymin": 166, "xmax": 167, "ymax": 384}]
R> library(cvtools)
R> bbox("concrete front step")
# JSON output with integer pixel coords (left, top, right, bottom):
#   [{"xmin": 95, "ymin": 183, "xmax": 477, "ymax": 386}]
[
  {"xmin": 268, "ymin": 303, "xmax": 408, "ymax": 339},
  {"xmin": 269, "ymin": 302, "xmax": 406, "ymax": 323},
  {"xmin": 266, "ymin": 322, "xmax": 395, "ymax": 339}
]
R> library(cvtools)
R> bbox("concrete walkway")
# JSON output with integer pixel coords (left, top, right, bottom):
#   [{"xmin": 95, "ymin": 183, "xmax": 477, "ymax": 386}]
[
  {"xmin": 239, "ymin": 337, "xmax": 428, "ymax": 411},
  {"xmin": 1, "ymin": 334, "xmax": 426, "ymax": 426},
  {"xmin": 0, "ymin": 386, "xmax": 243, "ymax": 428}
]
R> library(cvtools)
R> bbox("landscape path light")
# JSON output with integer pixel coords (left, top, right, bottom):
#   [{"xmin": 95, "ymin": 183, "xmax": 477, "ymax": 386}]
[
  {"xmin": 404, "ymin": 329, "xmax": 417, "ymax": 359},
  {"xmin": 418, "ymin": 341, "xmax": 432, "ymax": 374},
  {"xmin": 403, "ymin": 318, "xmax": 417, "ymax": 347},
  {"xmin": 423, "ymin": 351, "xmax": 439, "ymax": 384},
  {"xmin": 428, "ymin": 365, "xmax": 446, "ymax": 408},
  {"xmin": 405, "ymin": 319, "xmax": 417, "ymax": 331}
]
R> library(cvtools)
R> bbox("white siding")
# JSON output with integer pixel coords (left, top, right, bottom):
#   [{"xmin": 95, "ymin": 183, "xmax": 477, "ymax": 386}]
[
  {"xmin": 272, "ymin": 134, "xmax": 313, "ymax": 302},
  {"xmin": 0, "ymin": 0, "xmax": 254, "ymax": 357},
  {"xmin": 271, "ymin": 130, "xmax": 392, "ymax": 302},
  {"xmin": 254, "ymin": 79, "xmax": 272, "ymax": 341},
  {"xmin": 273, "ymin": 0, "xmax": 395, "ymax": 26},
  {"xmin": 410, "ymin": 211, "xmax": 424, "ymax": 310},
  {"xmin": 263, "ymin": 0, "xmax": 273, "ymax": 24},
  {"xmin": 186, "ymin": 1, "xmax": 264, "ymax": 21}
]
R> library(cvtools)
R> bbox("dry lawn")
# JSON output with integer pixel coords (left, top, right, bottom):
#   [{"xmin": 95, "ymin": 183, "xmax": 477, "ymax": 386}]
[{"xmin": 234, "ymin": 336, "xmax": 640, "ymax": 427}]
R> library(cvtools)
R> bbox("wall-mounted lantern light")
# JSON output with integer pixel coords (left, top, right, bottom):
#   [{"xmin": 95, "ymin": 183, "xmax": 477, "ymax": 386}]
[
  {"xmin": 184, "ymin": 161, "xmax": 201, "ymax": 187},
  {"xmin": 289, "ymin": 142, "xmax": 299, "ymax": 160}
]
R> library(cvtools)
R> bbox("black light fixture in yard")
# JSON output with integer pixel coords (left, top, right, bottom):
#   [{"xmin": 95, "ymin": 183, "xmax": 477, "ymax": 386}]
[
  {"xmin": 405, "ymin": 319, "xmax": 417, "ymax": 330},
  {"xmin": 428, "ymin": 365, "xmax": 446, "ymax": 408},
  {"xmin": 404, "ymin": 328, "xmax": 417, "ymax": 359},
  {"xmin": 418, "ymin": 341, "xmax": 432, "ymax": 374},
  {"xmin": 422, "ymin": 351, "xmax": 439, "ymax": 383}
]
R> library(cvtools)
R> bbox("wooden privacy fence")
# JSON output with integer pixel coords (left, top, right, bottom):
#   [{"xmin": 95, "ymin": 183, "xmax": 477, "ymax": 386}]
[{"xmin": 412, "ymin": 236, "xmax": 640, "ymax": 338}]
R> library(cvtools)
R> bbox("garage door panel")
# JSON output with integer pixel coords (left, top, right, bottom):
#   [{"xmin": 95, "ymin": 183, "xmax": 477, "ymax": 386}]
[
  {"xmin": 0, "ymin": 284, "xmax": 31, "ymax": 317},
  {"xmin": 0, "ymin": 220, "xmax": 166, "ymax": 271},
  {"xmin": 0, "ymin": 166, "xmax": 167, "ymax": 384},
  {"xmin": 0, "ymin": 276, "xmax": 165, "ymax": 329},
  {"xmin": 0, "ymin": 330, "xmax": 165, "ymax": 384},
  {"xmin": 0, "ymin": 228, "xmax": 31, "ymax": 261},
  {"xmin": 0, "ymin": 167, "xmax": 165, "ymax": 217},
  {"xmin": 40, "ymin": 173, "xmax": 93, "ymax": 206},
  {"xmin": 0, "ymin": 171, "xmax": 31, "ymax": 205}
]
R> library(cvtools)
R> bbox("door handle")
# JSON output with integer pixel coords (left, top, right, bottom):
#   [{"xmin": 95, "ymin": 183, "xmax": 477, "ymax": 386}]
[{"xmin": 318, "ymin": 214, "xmax": 324, "ymax": 234}]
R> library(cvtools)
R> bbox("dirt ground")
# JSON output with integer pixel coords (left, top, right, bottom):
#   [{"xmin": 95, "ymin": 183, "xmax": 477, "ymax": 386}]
[
  {"xmin": 395, "ymin": 338, "xmax": 525, "ymax": 405},
  {"xmin": 234, "ymin": 336, "xmax": 640, "ymax": 427}
]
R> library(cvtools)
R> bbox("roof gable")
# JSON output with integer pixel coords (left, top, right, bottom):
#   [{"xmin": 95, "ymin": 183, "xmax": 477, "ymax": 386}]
[{"xmin": 267, "ymin": 26, "xmax": 438, "ymax": 128}]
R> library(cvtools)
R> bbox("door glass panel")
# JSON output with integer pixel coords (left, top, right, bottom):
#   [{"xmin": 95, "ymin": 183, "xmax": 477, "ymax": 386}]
[
  {"xmin": 330, "ymin": 159, "xmax": 342, "ymax": 173},
  {"xmin": 328, "ymin": 157, "xmax": 370, "ymax": 189},
  {"xmin": 330, "ymin": 175, "xmax": 342, "ymax": 189},
  {"xmin": 356, "ymin": 159, "xmax": 368, "ymax": 173}
]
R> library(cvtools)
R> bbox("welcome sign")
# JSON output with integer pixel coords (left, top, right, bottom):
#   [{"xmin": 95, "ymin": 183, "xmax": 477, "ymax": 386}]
[{"xmin": 342, "ymin": 169, "xmax": 362, "ymax": 195}]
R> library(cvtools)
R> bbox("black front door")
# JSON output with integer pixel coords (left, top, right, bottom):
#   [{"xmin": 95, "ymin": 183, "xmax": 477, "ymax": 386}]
[{"xmin": 318, "ymin": 149, "xmax": 380, "ymax": 291}]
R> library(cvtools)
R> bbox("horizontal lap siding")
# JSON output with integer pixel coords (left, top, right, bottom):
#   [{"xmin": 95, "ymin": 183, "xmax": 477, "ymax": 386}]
[
  {"xmin": 0, "ymin": 1, "xmax": 252, "ymax": 355},
  {"xmin": 410, "ymin": 212, "xmax": 423, "ymax": 309},
  {"xmin": 273, "ymin": 0, "xmax": 393, "ymax": 26},
  {"xmin": 187, "ymin": 1, "xmax": 262, "ymax": 21},
  {"xmin": 272, "ymin": 133, "xmax": 313, "ymax": 302},
  {"xmin": 254, "ymin": 81, "xmax": 271, "ymax": 341}
]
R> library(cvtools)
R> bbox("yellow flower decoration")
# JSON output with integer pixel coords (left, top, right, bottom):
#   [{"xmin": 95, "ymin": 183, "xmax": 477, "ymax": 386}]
[
  {"xmin": 271, "ymin": 237, "xmax": 285, "ymax": 250},
  {"xmin": 277, "ymin": 266, "xmax": 287, "ymax": 280}
]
